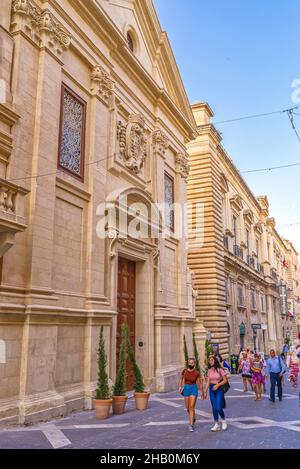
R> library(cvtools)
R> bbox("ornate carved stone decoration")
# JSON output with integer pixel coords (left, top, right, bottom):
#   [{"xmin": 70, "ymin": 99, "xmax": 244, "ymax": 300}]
[
  {"xmin": 117, "ymin": 114, "xmax": 147, "ymax": 174},
  {"xmin": 175, "ymin": 153, "xmax": 190, "ymax": 179},
  {"xmin": 151, "ymin": 248, "xmax": 160, "ymax": 269},
  {"xmin": 91, "ymin": 65, "xmax": 114, "ymax": 103},
  {"xmin": 11, "ymin": 0, "xmax": 71, "ymax": 58},
  {"xmin": 152, "ymin": 129, "xmax": 169, "ymax": 156}
]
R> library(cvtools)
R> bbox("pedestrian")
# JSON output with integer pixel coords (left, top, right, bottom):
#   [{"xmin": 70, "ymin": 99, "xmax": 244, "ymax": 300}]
[
  {"xmin": 287, "ymin": 347, "xmax": 300, "ymax": 388},
  {"xmin": 280, "ymin": 353, "xmax": 287, "ymax": 386},
  {"xmin": 259, "ymin": 352, "xmax": 267, "ymax": 393},
  {"xmin": 238, "ymin": 351, "xmax": 252, "ymax": 392},
  {"xmin": 266, "ymin": 349, "xmax": 286, "ymax": 402},
  {"xmin": 251, "ymin": 352, "xmax": 264, "ymax": 400},
  {"xmin": 178, "ymin": 357, "xmax": 204, "ymax": 432},
  {"xmin": 282, "ymin": 342, "xmax": 289, "ymax": 356},
  {"xmin": 203, "ymin": 355, "xmax": 228, "ymax": 432}
]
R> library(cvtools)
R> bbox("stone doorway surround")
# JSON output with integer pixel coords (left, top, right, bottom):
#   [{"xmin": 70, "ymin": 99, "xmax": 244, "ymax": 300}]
[{"xmin": 106, "ymin": 187, "xmax": 160, "ymax": 392}]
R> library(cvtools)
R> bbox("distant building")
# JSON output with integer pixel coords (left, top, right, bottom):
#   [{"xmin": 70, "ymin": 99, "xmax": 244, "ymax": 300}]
[{"xmin": 187, "ymin": 102, "xmax": 300, "ymax": 355}]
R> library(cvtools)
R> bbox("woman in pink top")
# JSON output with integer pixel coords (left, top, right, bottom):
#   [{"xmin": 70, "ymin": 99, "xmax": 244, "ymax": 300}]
[{"xmin": 203, "ymin": 355, "xmax": 229, "ymax": 432}]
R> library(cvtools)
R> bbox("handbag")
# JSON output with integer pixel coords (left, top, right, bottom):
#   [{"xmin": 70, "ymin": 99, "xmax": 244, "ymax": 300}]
[
  {"xmin": 218, "ymin": 369, "xmax": 230, "ymax": 394},
  {"xmin": 221, "ymin": 382, "xmax": 230, "ymax": 394}
]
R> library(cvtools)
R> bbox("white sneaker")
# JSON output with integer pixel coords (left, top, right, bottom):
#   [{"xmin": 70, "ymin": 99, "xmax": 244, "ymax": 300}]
[
  {"xmin": 221, "ymin": 419, "xmax": 228, "ymax": 431},
  {"xmin": 211, "ymin": 422, "xmax": 221, "ymax": 432}
]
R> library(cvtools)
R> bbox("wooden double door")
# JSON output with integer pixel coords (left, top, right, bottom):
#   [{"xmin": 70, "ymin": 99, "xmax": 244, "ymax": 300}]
[{"xmin": 117, "ymin": 257, "xmax": 136, "ymax": 391}]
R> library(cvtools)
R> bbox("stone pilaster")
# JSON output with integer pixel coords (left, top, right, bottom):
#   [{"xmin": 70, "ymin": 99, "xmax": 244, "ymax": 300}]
[{"xmin": 187, "ymin": 102, "xmax": 228, "ymax": 357}]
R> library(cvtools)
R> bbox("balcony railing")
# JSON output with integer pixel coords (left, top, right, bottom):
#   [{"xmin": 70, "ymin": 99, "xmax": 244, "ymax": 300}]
[
  {"xmin": 0, "ymin": 179, "xmax": 29, "ymax": 256},
  {"xmin": 271, "ymin": 268, "xmax": 279, "ymax": 282},
  {"xmin": 233, "ymin": 245, "xmax": 244, "ymax": 260},
  {"xmin": 257, "ymin": 263, "xmax": 265, "ymax": 275}
]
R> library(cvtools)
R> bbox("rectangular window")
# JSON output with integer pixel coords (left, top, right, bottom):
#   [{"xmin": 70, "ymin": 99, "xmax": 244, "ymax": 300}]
[
  {"xmin": 58, "ymin": 83, "xmax": 86, "ymax": 180},
  {"xmin": 251, "ymin": 288, "xmax": 256, "ymax": 309},
  {"xmin": 246, "ymin": 229, "xmax": 250, "ymax": 251},
  {"xmin": 233, "ymin": 216, "xmax": 237, "ymax": 245},
  {"xmin": 164, "ymin": 172, "xmax": 174, "ymax": 231},
  {"xmin": 260, "ymin": 293, "xmax": 266, "ymax": 312},
  {"xmin": 237, "ymin": 284, "xmax": 244, "ymax": 306},
  {"xmin": 256, "ymin": 238, "xmax": 260, "ymax": 259}
]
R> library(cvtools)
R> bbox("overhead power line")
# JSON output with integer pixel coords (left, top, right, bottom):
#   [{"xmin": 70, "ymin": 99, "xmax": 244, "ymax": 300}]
[
  {"xmin": 285, "ymin": 109, "xmax": 300, "ymax": 143},
  {"xmin": 277, "ymin": 223, "xmax": 300, "ymax": 228},
  {"xmin": 211, "ymin": 106, "xmax": 299, "ymax": 125},
  {"xmin": 7, "ymin": 107, "xmax": 300, "ymax": 182},
  {"xmin": 242, "ymin": 161, "xmax": 300, "ymax": 174}
]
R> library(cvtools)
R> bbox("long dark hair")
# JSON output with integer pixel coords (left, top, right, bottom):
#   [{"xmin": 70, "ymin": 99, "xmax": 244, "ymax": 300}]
[{"xmin": 208, "ymin": 355, "xmax": 221, "ymax": 371}]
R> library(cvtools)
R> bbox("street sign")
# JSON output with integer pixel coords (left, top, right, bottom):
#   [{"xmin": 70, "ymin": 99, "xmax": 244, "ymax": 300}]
[
  {"xmin": 279, "ymin": 284, "xmax": 288, "ymax": 315},
  {"xmin": 251, "ymin": 323, "xmax": 261, "ymax": 330},
  {"xmin": 211, "ymin": 343, "xmax": 219, "ymax": 354}
]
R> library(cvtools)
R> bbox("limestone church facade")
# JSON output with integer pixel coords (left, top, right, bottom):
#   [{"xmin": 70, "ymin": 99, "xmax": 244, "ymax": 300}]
[{"xmin": 0, "ymin": 0, "xmax": 201, "ymax": 425}]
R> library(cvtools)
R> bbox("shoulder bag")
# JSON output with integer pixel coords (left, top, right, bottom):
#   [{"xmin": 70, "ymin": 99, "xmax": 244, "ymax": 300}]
[{"xmin": 218, "ymin": 369, "xmax": 230, "ymax": 394}]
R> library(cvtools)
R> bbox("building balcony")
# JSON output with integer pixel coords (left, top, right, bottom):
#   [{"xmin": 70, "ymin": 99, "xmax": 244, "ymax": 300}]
[
  {"xmin": 246, "ymin": 254, "xmax": 255, "ymax": 268},
  {"xmin": 257, "ymin": 263, "xmax": 265, "ymax": 275},
  {"xmin": 233, "ymin": 244, "xmax": 244, "ymax": 260},
  {"xmin": 0, "ymin": 179, "xmax": 29, "ymax": 256}
]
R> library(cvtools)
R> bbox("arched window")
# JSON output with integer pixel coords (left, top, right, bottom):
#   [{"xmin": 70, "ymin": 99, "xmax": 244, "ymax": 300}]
[{"xmin": 127, "ymin": 32, "xmax": 134, "ymax": 52}]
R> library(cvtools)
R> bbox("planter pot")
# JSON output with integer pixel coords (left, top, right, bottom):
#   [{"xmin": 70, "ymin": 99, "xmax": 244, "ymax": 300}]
[
  {"xmin": 112, "ymin": 395, "xmax": 128, "ymax": 415},
  {"xmin": 134, "ymin": 392, "xmax": 150, "ymax": 411},
  {"xmin": 93, "ymin": 399, "xmax": 112, "ymax": 419}
]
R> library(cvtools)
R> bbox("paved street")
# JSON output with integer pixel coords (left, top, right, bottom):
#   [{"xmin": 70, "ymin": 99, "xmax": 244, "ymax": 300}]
[{"xmin": 0, "ymin": 376, "xmax": 300, "ymax": 449}]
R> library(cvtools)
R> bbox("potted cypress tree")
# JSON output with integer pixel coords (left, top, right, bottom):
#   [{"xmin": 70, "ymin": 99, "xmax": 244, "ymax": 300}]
[
  {"xmin": 112, "ymin": 324, "xmax": 128, "ymax": 415},
  {"xmin": 204, "ymin": 338, "xmax": 213, "ymax": 380},
  {"xmin": 94, "ymin": 326, "xmax": 112, "ymax": 419},
  {"xmin": 183, "ymin": 334, "xmax": 189, "ymax": 368},
  {"xmin": 127, "ymin": 336, "xmax": 150, "ymax": 410},
  {"xmin": 193, "ymin": 333, "xmax": 202, "ymax": 376}
]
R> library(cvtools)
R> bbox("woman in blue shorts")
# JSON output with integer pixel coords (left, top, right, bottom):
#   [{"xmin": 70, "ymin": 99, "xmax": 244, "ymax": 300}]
[{"xmin": 178, "ymin": 357, "xmax": 204, "ymax": 432}]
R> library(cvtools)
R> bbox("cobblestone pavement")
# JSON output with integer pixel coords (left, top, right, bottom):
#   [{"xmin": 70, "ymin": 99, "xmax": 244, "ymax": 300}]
[{"xmin": 1, "ymin": 376, "xmax": 300, "ymax": 449}]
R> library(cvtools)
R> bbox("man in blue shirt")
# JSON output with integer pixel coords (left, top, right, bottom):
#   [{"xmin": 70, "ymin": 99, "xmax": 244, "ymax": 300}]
[{"xmin": 266, "ymin": 349, "xmax": 286, "ymax": 402}]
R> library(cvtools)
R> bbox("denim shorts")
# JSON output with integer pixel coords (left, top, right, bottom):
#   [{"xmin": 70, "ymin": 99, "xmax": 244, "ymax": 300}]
[{"xmin": 183, "ymin": 384, "xmax": 198, "ymax": 397}]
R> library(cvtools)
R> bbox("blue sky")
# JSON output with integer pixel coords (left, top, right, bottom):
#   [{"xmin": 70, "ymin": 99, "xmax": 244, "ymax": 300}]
[{"xmin": 154, "ymin": 0, "xmax": 300, "ymax": 251}]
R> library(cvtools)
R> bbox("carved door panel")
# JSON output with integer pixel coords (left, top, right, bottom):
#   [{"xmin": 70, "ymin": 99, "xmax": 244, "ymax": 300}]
[{"xmin": 117, "ymin": 257, "xmax": 136, "ymax": 390}]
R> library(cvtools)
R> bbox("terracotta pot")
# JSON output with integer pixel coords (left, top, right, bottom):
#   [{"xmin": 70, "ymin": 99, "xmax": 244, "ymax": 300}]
[
  {"xmin": 112, "ymin": 395, "xmax": 128, "ymax": 415},
  {"xmin": 93, "ymin": 399, "xmax": 112, "ymax": 419},
  {"xmin": 134, "ymin": 392, "xmax": 150, "ymax": 411}
]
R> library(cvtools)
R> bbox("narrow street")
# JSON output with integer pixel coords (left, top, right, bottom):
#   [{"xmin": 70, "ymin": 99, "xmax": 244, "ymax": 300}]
[{"xmin": 1, "ymin": 376, "xmax": 299, "ymax": 449}]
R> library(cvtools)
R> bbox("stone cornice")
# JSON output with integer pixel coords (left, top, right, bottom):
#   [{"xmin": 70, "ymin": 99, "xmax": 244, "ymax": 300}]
[
  {"xmin": 10, "ymin": 0, "xmax": 71, "ymax": 59},
  {"xmin": 243, "ymin": 209, "xmax": 254, "ymax": 225},
  {"xmin": 230, "ymin": 194, "xmax": 243, "ymax": 213},
  {"xmin": 196, "ymin": 123, "xmax": 222, "ymax": 146},
  {"xmin": 224, "ymin": 252, "xmax": 267, "ymax": 285},
  {"xmin": 0, "ymin": 103, "xmax": 21, "ymax": 127}
]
